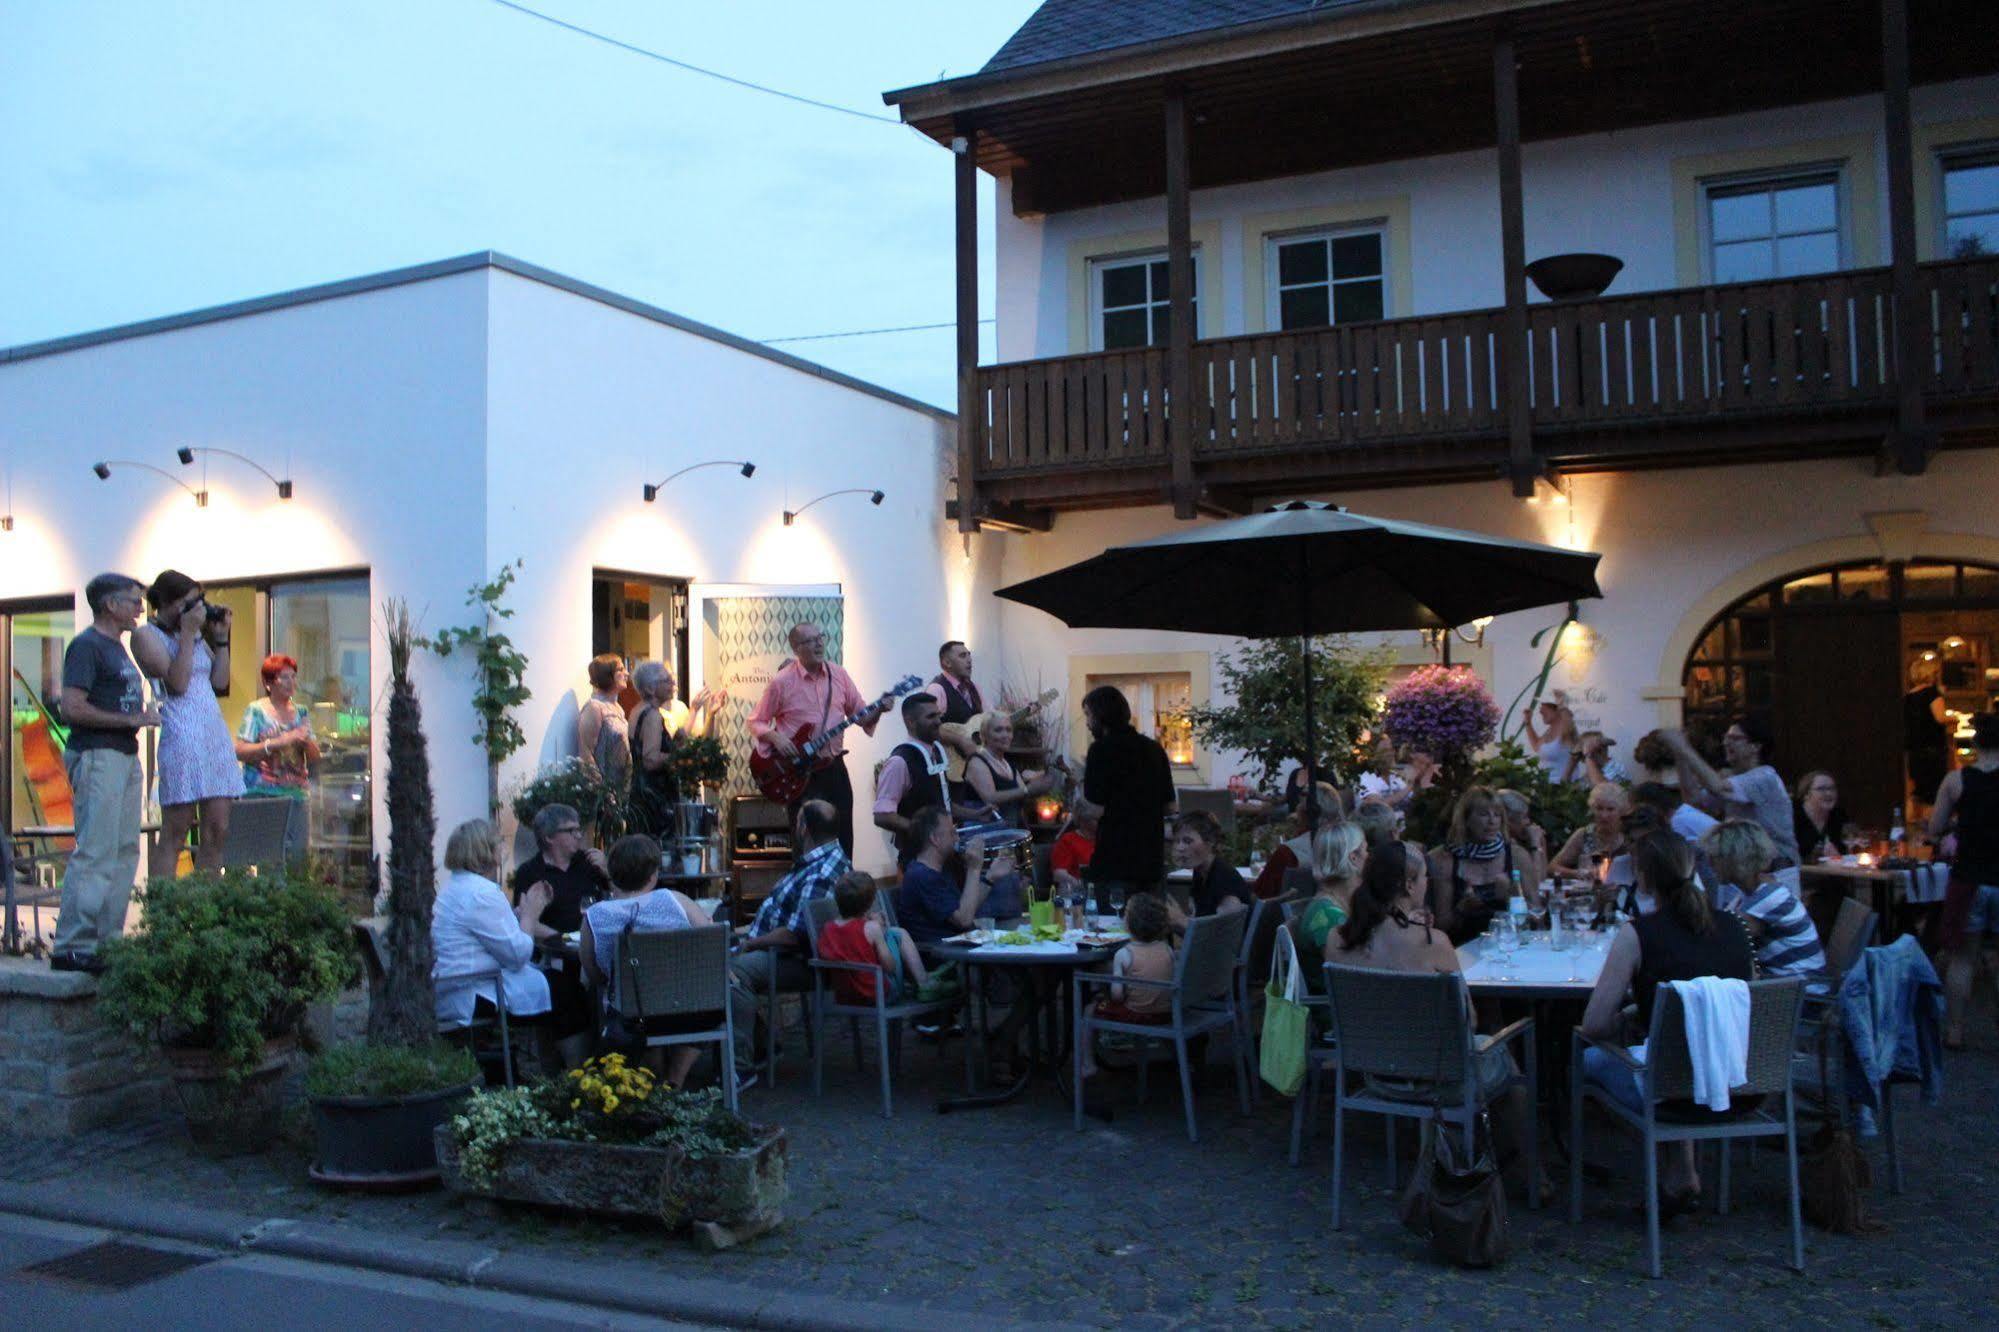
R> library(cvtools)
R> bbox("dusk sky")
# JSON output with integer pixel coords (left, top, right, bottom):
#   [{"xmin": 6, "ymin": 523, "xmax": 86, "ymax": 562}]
[{"xmin": 1, "ymin": 1, "xmax": 1042, "ymax": 407}]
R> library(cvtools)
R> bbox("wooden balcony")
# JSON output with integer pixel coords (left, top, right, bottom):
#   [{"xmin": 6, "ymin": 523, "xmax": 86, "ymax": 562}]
[{"xmin": 958, "ymin": 258, "xmax": 1999, "ymax": 518}]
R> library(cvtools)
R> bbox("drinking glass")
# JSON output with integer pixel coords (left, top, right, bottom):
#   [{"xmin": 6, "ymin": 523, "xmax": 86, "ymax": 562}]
[
  {"xmin": 974, "ymin": 916, "xmax": 996, "ymax": 943},
  {"xmin": 1107, "ymin": 885, "xmax": 1126, "ymax": 918},
  {"xmin": 1492, "ymin": 912, "xmax": 1518, "ymax": 959}
]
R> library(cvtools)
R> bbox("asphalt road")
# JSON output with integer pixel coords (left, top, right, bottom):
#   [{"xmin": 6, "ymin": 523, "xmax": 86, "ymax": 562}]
[{"xmin": 0, "ymin": 1212, "xmax": 719, "ymax": 1331}]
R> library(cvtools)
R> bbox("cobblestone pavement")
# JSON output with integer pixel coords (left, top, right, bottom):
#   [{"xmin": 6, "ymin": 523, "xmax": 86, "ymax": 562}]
[{"xmin": 2, "ymin": 990, "xmax": 1995, "ymax": 1330}]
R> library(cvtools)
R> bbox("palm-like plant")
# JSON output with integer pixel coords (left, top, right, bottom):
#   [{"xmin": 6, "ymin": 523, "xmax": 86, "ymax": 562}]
[{"xmin": 367, "ymin": 598, "xmax": 438, "ymax": 1047}]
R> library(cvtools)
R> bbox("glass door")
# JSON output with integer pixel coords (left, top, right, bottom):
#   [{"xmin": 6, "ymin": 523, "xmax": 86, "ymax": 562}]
[{"xmin": 4, "ymin": 601, "xmax": 77, "ymax": 836}]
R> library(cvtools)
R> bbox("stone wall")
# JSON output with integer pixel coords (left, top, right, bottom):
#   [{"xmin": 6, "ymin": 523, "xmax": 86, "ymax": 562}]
[{"xmin": 0, "ymin": 958, "xmax": 166, "ymax": 1136}]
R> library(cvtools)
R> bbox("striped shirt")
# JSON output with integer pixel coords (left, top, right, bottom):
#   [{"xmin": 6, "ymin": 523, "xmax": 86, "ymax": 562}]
[{"xmin": 1736, "ymin": 879, "xmax": 1825, "ymax": 978}]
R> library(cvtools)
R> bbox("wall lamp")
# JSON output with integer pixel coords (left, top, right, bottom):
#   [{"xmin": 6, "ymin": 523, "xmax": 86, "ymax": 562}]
[
  {"xmin": 1421, "ymin": 615, "xmax": 1495, "ymax": 665},
  {"xmin": 643, "ymin": 459, "xmax": 756, "ymax": 502},
  {"xmin": 783, "ymin": 488, "xmax": 883, "ymax": 526},
  {"xmin": 177, "ymin": 445, "xmax": 292, "ymax": 499},
  {"xmin": 93, "ymin": 460, "xmax": 206, "ymax": 507}
]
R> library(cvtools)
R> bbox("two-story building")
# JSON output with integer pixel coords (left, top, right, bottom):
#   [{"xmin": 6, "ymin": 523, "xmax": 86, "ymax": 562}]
[{"xmin": 888, "ymin": 0, "xmax": 1999, "ymax": 822}]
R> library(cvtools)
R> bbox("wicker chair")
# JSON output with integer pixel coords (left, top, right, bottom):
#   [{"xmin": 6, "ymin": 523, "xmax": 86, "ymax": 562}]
[
  {"xmin": 1323, "ymin": 963, "xmax": 1537, "ymax": 1229},
  {"xmin": 1287, "ymin": 957, "xmax": 1344, "ymax": 1166},
  {"xmin": 219, "ymin": 796, "xmax": 306, "ymax": 873},
  {"xmin": 1234, "ymin": 893, "xmax": 1300, "ymax": 1105},
  {"xmin": 1569, "ymin": 977, "xmax": 1806, "ymax": 1278},
  {"xmin": 614, "ymin": 924, "xmax": 751, "ymax": 1113},
  {"xmin": 1073, "ymin": 909, "xmax": 1250, "ymax": 1143},
  {"xmin": 800, "ymin": 896, "xmax": 959, "ymax": 1117}
]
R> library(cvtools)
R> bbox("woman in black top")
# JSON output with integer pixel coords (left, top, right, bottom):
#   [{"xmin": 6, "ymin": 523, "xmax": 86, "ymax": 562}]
[
  {"xmin": 1580, "ymin": 829, "xmax": 1755, "ymax": 1212},
  {"xmin": 1790, "ymin": 769, "xmax": 1854, "ymax": 864},
  {"xmin": 1426, "ymin": 786, "xmax": 1529, "ymax": 946},
  {"xmin": 1930, "ymin": 712, "xmax": 1999, "ymax": 1048},
  {"xmin": 1168, "ymin": 808, "xmax": 1247, "ymax": 927}
]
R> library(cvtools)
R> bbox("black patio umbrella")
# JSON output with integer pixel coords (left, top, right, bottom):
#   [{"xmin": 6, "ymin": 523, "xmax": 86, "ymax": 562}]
[{"xmin": 996, "ymin": 501, "xmax": 1602, "ymax": 820}]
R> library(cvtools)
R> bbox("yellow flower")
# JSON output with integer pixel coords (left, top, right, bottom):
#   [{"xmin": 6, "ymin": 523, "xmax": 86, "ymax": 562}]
[
  {"xmin": 603, "ymin": 1095, "xmax": 619, "ymax": 1112},
  {"xmin": 570, "ymin": 1098, "xmax": 581, "ymax": 1110}
]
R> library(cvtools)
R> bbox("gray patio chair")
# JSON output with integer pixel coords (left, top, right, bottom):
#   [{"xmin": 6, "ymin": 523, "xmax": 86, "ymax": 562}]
[
  {"xmin": 1234, "ymin": 893, "xmax": 1300, "ymax": 1106},
  {"xmin": 1073, "ymin": 909, "xmax": 1249, "ymax": 1143},
  {"xmin": 1323, "ymin": 963, "xmax": 1537, "ymax": 1229},
  {"xmin": 615, "ymin": 923, "xmax": 752, "ymax": 1113},
  {"xmin": 1287, "ymin": 957, "xmax": 1344, "ymax": 1166},
  {"xmin": 1569, "ymin": 976, "xmax": 1806, "ymax": 1278},
  {"xmin": 801, "ymin": 896, "xmax": 959, "ymax": 1117},
  {"xmin": 219, "ymin": 796, "xmax": 306, "ymax": 873},
  {"xmin": 4, "ymin": 835, "xmax": 64, "ymax": 957}
]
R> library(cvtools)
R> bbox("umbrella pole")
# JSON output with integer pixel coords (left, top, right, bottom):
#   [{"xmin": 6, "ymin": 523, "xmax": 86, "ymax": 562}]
[{"xmin": 1298, "ymin": 550, "xmax": 1318, "ymax": 831}]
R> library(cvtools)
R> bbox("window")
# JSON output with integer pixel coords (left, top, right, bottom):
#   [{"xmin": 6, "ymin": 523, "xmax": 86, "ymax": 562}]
[
  {"xmin": 1089, "ymin": 252, "xmax": 1199, "ymax": 351},
  {"xmin": 591, "ymin": 572, "xmax": 688, "ymax": 692},
  {"xmin": 1941, "ymin": 146, "xmax": 1999, "ymax": 259},
  {"xmin": 1084, "ymin": 671, "xmax": 1194, "ymax": 768},
  {"xmin": 3, "ymin": 600, "xmax": 75, "ymax": 836},
  {"xmin": 1705, "ymin": 171, "xmax": 1842, "ymax": 283},
  {"xmin": 1267, "ymin": 227, "xmax": 1387, "ymax": 330}
]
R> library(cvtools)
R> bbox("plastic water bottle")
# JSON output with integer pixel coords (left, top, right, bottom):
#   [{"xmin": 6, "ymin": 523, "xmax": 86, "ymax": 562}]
[{"xmin": 1889, "ymin": 806, "xmax": 1906, "ymax": 858}]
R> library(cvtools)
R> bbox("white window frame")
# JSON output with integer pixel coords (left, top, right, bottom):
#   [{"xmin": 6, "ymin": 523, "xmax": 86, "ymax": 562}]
[
  {"xmin": 1262, "ymin": 222, "xmax": 1391, "ymax": 332},
  {"xmin": 1698, "ymin": 162, "xmax": 1848, "ymax": 284},
  {"xmin": 1937, "ymin": 141, "xmax": 1999, "ymax": 260},
  {"xmin": 1086, "ymin": 248, "xmax": 1201, "ymax": 352}
]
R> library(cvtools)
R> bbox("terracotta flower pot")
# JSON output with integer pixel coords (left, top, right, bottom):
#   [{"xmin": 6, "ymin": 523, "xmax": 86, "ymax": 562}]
[{"xmin": 163, "ymin": 1035, "xmax": 295, "ymax": 1157}]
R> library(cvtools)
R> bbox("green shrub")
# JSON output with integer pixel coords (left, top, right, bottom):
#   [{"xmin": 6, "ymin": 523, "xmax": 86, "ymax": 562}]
[
  {"xmin": 510, "ymin": 757, "xmax": 629, "ymax": 842},
  {"xmin": 305, "ymin": 1041, "xmax": 479, "ymax": 1100},
  {"xmin": 97, "ymin": 870, "xmax": 359, "ymax": 1083}
]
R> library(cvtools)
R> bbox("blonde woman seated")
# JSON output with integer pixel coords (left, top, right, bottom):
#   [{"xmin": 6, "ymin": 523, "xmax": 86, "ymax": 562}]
[
  {"xmin": 1550, "ymin": 782, "xmax": 1636, "ymax": 909},
  {"xmin": 1329, "ymin": 841, "xmax": 1552, "ymax": 1202},
  {"xmin": 1304, "ymin": 821, "xmax": 1367, "ymax": 960},
  {"xmin": 1426, "ymin": 786, "xmax": 1531, "ymax": 946},
  {"xmin": 432, "ymin": 818, "xmax": 553, "ymax": 1047}
]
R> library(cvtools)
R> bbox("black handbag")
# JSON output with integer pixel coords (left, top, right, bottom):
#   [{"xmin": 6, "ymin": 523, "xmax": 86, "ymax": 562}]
[
  {"xmin": 1399, "ymin": 1110, "xmax": 1511, "ymax": 1267},
  {"xmin": 597, "ymin": 911, "xmax": 647, "ymax": 1048}
]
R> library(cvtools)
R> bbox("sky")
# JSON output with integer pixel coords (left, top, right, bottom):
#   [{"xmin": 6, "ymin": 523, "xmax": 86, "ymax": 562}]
[{"xmin": 0, "ymin": 0, "xmax": 1042, "ymax": 408}]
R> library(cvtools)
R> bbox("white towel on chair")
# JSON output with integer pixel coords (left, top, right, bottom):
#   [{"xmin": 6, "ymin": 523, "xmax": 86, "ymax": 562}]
[{"xmin": 1667, "ymin": 977, "xmax": 1750, "ymax": 1111}]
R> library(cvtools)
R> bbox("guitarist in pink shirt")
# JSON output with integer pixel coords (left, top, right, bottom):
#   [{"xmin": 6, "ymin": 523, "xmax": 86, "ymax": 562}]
[{"xmin": 748, "ymin": 623, "xmax": 876, "ymax": 856}]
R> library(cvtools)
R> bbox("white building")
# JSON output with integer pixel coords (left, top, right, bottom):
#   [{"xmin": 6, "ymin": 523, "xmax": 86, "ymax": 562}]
[
  {"xmin": 0, "ymin": 253, "xmax": 973, "ymax": 882},
  {"xmin": 888, "ymin": 0, "xmax": 1999, "ymax": 821}
]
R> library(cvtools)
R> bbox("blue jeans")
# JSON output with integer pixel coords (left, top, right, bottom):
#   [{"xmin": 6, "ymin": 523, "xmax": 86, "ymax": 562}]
[{"xmin": 1582, "ymin": 1043, "xmax": 1646, "ymax": 1114}]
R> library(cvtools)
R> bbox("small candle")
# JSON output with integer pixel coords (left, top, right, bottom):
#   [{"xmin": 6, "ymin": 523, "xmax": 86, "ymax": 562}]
[{"xmin": 1856, "ymin": 851, "xmax": 1875, "ymax": 867}]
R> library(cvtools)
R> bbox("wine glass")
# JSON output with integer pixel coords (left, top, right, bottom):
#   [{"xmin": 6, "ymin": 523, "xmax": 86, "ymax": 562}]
[{"xmin": 1106, "ymin": 884, "xmax": 1126, "ymax": 923}]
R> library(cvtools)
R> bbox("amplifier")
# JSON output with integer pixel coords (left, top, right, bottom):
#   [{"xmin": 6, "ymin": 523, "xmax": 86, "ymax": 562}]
[{"xmin": 731, "ymin": 794, "xmax": 793, "ymax": 861}]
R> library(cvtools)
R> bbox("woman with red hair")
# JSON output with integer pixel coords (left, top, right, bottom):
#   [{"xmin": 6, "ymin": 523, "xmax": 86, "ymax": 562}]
[{"xmin": 234, "ymin": 653, "xmax": 322, "ymax": 798}]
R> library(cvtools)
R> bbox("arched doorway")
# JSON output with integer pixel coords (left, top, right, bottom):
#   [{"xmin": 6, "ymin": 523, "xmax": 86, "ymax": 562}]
[{"xmin": 1682, "ymin": 559, "xmax": 1999, "ymax": 828}]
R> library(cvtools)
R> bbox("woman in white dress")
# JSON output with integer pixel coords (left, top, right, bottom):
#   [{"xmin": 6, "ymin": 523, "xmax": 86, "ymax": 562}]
[{"xmin": 130, "ymin": 570, "xmax": 243, "ymax": 879}]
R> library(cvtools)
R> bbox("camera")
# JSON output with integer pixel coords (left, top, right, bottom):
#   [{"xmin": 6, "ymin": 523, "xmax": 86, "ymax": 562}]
[{"xmin": 205, "ymin": 604, "xmax": 228, "ymax": 625}]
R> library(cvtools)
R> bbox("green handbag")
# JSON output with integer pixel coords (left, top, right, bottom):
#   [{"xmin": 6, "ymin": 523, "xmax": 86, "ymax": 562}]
[
  {"xmin": 1259, "ymin": 927, "xmax": 1310, "ymax": 1097},
  {"xmin": 1028, "ymin": 895, "xmax": 1059, "ymax": 932}
]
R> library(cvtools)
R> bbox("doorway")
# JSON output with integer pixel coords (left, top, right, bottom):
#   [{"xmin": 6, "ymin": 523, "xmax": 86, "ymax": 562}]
[
  {"xmin": 591, "ymin": 571, "xmax": 689, "ymax": 704},
  {"xmin": 2, "ymin": 598, "xmax": 77, "ymax": 837},
  {"xmin": 1683, "ymin": 559, "xmax": 1999, "ymax": 828}
]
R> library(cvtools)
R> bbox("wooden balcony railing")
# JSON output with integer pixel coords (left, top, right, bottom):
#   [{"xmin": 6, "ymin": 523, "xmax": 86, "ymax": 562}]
[{"xmin": 967, "ymin": 257, "xmax": 1999, "ymax": 483}]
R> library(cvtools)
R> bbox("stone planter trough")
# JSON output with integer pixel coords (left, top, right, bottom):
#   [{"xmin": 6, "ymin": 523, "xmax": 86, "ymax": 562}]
[{"xmin": 434, "ymin": 1123, "xmax": 787, "ymax": 1250}]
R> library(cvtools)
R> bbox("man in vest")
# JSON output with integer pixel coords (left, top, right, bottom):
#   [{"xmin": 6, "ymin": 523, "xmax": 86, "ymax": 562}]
[
  {"xmin": 925, "ymin": 640, "xmax": 984, "ymax": 764},
  {"xmin": 873, "ymin": 692, "xmax": 956, "ymax": 867}
]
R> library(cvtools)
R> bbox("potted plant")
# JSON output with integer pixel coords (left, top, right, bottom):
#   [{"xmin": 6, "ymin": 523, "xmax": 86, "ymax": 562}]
[
  {"xmin": 436, "ymin": 1053, "xmax": 788, "ymax": 1251},
  {"xmin": 305, "ymin": 598, "xmax": 480, "ymax": 1187},
  {"xmin": 97, "ymin": 869, "xmax": 357, "ymax": 1156},
  {"xmin": 511, "ymin": 756, "xmax": 629, "ymax": 844}
]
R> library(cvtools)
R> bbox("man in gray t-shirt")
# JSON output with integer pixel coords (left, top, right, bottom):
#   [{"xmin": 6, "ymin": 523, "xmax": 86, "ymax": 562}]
[
  {"xmin": 52, "ymin": 574, "xmax": 160, "ymax": 972},
  {"xmin": 1660, "ymin": 723, "xmax": 1800, "ymax": 867}
]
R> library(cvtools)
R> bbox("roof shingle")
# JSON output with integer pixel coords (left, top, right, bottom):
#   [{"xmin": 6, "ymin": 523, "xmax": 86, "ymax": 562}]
[{"xmin": 981, "ymin": 0, "xmax": 1358, "ymax": 74}]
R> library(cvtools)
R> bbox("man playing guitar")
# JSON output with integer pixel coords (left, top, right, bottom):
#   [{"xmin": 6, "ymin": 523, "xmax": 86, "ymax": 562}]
[{"xmin": 747, "ymin": 623, "xmax": 876, "ymax": 857}]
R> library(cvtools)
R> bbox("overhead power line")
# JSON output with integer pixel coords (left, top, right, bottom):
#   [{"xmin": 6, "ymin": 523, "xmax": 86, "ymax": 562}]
[
  {"xmin": 483, "ymin": 0, "xmax": 903, "ymax": 125},
  {"xmin": 761, "ymin": 318, "xmax": 994, "ymax": 345}
]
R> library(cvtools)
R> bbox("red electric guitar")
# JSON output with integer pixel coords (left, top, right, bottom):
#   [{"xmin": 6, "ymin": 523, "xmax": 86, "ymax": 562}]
[{"xmin": 749, "ymin": 674, "xmax": 923, "ymax": 805}]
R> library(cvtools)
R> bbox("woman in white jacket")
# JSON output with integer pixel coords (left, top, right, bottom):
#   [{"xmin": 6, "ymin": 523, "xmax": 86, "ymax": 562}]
[{"xmin": 432, "ymin": 819, "xmax": 552, "ymax": 1033}]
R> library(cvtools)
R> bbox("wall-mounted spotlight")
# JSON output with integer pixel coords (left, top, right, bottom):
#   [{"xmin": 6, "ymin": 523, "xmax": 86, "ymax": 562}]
[
  {"xmin": 93, "ymin": 460, "xmax": 206, "ymax": 507},
  {"xmin": 783, "ymin": 488, "xmax": 883, "ymax": 526},
  {"xmin": 642, "ymin": 459, "xmax": 756, "ymax": 502},
  {"xmin": 177, "ymin": 445, "xmax": 292, "ymax": 498}
]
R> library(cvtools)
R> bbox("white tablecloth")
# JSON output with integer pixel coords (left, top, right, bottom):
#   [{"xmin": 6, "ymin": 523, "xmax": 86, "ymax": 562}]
[{"xmin": 1458, "ymin": 934, "xmax": 1610, "ymax": 993}]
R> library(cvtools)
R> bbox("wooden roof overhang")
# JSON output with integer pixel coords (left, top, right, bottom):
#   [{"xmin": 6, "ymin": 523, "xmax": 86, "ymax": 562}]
[{"xmin": 885, "ymin": 0, "xmax": 1999, "ymax": 216}]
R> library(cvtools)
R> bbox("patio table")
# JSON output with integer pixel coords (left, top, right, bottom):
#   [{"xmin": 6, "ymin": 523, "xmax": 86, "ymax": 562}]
[
  {"xmin": 1798, "ymin": 860, "xmax": 1950, "ymax": 938},
  {"xmin": 1460, "ymin": 931, "xmax": 1612, "ymax": 1169},
  {"xmin": 927, "ymin": 927, "xmax": 1125, "ymax": 1114}
]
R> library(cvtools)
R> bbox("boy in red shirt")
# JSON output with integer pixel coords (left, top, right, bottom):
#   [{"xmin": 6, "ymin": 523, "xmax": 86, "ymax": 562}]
[
  {"xmin": 816, "ymin": 871, "xmax": 931, "ymax": 1004},
  {"xmin": 1050, "ymin": 804, "xmax": 1098, "ymax": 898}
]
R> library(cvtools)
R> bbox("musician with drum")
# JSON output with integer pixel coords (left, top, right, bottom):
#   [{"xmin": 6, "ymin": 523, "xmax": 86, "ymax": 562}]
[{"xmin": 872, "ymin": 693, "xmax": 956, "ymax": 867}]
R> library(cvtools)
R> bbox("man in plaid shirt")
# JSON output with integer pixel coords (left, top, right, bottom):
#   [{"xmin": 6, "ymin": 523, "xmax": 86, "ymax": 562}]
[{"xmin": 731, "ymin": 800, "xmax": 850, "ymax": 1003}]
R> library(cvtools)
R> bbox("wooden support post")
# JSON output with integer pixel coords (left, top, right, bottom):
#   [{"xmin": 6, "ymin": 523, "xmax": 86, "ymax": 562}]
[
  {"xmin": 1494, "ymin": 35, "xmax": 1537, "ymax": 498},
  {"xmin": 954, "ymin": 123, "xmax": 982, "ymax": 533},
  {"xmin": 1881, "ymin": 0, "xmax": 1934, "ymax": 475},
  {"xmin": 1164, "ymin": 90, "xmax": 1198, "ymax": 520}
]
